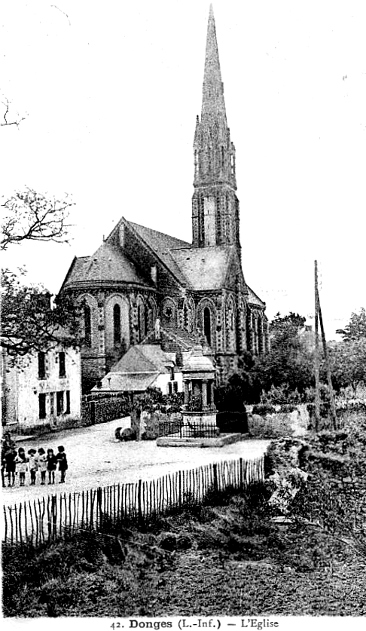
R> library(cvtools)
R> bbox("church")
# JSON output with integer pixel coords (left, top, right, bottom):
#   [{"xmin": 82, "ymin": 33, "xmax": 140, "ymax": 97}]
[{"xmin": 60, "ymin": 6, "xmax": 269, "ymax": 393}]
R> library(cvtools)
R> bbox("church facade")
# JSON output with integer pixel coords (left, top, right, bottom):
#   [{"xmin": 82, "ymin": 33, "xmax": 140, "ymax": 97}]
[{"xmin": 60, "ymin": 6, "xmax": 269, "ymax": 392}]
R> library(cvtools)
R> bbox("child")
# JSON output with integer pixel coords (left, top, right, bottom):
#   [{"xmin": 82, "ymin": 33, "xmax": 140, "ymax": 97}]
[
  {"xmin": 37, "ymin": 447, "xmax": 47, "ymax": 485},
  {"xmin": 56, "ymin": 445, "xmax": 68, "ymax": 483},
  {"xmin": 46, "ymin": 448, "xmax": 57, "ymax": 484},
  {"xmin": 4, "ymin": 446, "xmax": 16, "ymax": 487},
  {"xmin": 1, "ymin": 445, "xmax": 6, "ymax": 487},
  {"xmin": 15, "ymin": 448, "xmax": 28, "ymax": 486},
  {"xmin": 28, "ymin": 449, "xmax": 38, "ymax": 485}
]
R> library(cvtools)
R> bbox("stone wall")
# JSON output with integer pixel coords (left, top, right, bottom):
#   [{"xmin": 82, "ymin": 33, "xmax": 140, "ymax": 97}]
[
  {"xmin": 303, "ymin": 449, "xmax": 366, "ymax": 532},
  {"xmin": 248, "ymin": 404, "xmax": 309, "ymax": 438},
  {"xmin": 81, "ymin": 394, "xmax": 130, "ymax": 426}
]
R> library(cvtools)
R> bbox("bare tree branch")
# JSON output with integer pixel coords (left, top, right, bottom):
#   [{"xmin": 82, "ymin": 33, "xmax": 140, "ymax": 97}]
[
  {"xmin": 1, "ymin": 97, "xmax": 27, "ymax": 128},
  {"xmin": 1, "ymin": 188, "xmax": 74, "ymax": 250}
]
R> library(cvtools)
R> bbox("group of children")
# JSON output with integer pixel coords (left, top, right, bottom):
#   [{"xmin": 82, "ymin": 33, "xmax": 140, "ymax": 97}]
[{"xmin": 2, "ymin": 435, "xmax": 68, "ymax": 487}]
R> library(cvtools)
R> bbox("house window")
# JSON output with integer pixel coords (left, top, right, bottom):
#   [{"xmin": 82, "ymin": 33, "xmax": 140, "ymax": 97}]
[
  {"xmin": 113, "ymin": 304, "xmax": 121, "ymax": 345},
  {"xmin": 39, "ymin": 393, "xmax": 46, "ymax": 419},
  {"xmin": 65, "ymin": 390, "xmax": 70, "ymax": 414},
  {"xmin": 38, "ymin": 352, "xmax": 46, "ymax": 379},
  {"xmin": 59, "ymin": 352, "xmax": 66, "ymax": 377},
  {"xmin": 170, "ymin": 367, "xmax": 175, "ymax": 381},
  {"xmin": 50, "ymin": 392, "xmax": 55, "ymax": 416},
  {"xmin": 168, "ymin": 381, "xmax": 178, "ymax": 395},
  {"xmin": 84, "ymin": 305, "xmax": 91, "ymax": 346},
  {"xmin": 56, "ymin": 391, "xmax": 64, "ymax": 416}
]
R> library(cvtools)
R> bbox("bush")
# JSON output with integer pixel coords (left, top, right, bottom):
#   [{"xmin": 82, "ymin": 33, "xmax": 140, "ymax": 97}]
[
  {"xmin": 216, "ymin": 411, "xmax": 248, "ymax": 433},
  {"xmin": 252, "ymin": 404, "xmax": 277, "ymax": 416},
  {"xmin": 14, "ymin": 423, "xmax": 52, "ymax": 436},
  {"xmin": 261, "ymin": 385, "xmax": 302, "ymax": 406}
]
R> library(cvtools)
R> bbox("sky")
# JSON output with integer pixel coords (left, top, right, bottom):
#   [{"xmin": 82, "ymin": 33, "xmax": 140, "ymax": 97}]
[{"xmin": 1, "ymin": 0, "xmax": 366, "ymax": 340}]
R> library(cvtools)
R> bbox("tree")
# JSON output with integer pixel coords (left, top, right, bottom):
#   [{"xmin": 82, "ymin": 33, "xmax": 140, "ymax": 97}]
[
  {"xmin": 327, "ymin": 339, "xmax": 366, "ymax": 395},
  {"xmin": 0, "ymin": 96, "xmax": 26, "ymax": 128},
  {"xmin": 1, "ymin": 188, "xmax": 73, "ymax": 250},
  {"xmin": 336, "ymin": 308, "xmax": 366, "ymax": 341},
  {"xmin": 252, "ymin": 312, "xmax": 313, "ymax": 395},
  {"xmin": 1, "ymin": 268, "xmax": 82, "ymax": 358}
]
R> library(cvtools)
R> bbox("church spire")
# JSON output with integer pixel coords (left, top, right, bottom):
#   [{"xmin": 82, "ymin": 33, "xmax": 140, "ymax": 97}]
[
  {"xmin": 201, "ymin": 4, "xmax": 227, "ymax": 125},
  {"xmin": 192, "ymin": 5, "xmax": 240, "ymax": 251}
]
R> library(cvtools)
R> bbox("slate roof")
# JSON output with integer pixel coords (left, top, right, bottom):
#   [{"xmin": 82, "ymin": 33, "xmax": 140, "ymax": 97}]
[
  {"xmin": 109, "ymin": 345, "xmax": 173, "ymax": 375},
  {"xmin": 97, "ymin": 372, "xmax": 158, "ymax": 393},
  {"xmin": 169, "ymin": 246, "xmax": 233, "ymax": 291},
  {"xmin": 247, "ymin": 285, "xmax": 266, "ymax": 307},
  {"xmin": 94, "ymin": 344, "xmax": 176, "ymax": 392},
  {"xmin": 62, "ymin": 242, "xmax": 152, "ymax": 289},
  {"xmin": 142, "ymin": 325, "xmax": 197, "ymax": 351},
  {"xmin": 126, "ymin": 221, "xmax": 190, "ymax": 286}
]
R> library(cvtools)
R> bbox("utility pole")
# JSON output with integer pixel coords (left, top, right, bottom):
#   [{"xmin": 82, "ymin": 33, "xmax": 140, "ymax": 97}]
[
  {"xmin": 314, "ymin": 261, "xmax": 320, "ymax": 431},
  {"xmin": 317, "ymin": 290, "xmax": 338, "ymax": 430}
]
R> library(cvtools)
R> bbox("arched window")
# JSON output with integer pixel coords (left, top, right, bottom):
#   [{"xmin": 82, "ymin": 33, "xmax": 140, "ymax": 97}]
[
  {"xmin": 138, "ymin": 303, "xmax": 145, "ymax": 342},
  {"xmin": 113, "ymin": 304, "xmax": 121, "ymax": 345},
  {"xmin": 203, "ymin": 307, "xmax": 211, "ymax": 346},
  {"xmin": 84, "ymin": 305, "xmax": 91, "ymax": 347},
  {"xmin": 184, "ymin": 302, "xmax": 189, "ymax": 329}
]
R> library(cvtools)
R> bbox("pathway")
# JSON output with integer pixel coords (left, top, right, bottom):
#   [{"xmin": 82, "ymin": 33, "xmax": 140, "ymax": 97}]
[{"xmin": 2, "ymin": 418, "xmax": 270, "ymax": 507}]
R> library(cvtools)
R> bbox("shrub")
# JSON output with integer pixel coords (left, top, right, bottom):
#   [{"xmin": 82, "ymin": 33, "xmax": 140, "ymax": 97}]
[
  {"xmin": 252, "ymin": 404, "xmax": 277, "ymax": 416},
  {"xmin": 216, "ymin": 411, "xmax": 248, "ymax": 433}
]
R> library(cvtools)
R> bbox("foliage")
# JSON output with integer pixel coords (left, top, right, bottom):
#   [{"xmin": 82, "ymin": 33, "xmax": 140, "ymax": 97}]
[
  {"xmin": 1, "ymin": 268, "xmax": 83, "ymax": 357},
  {"xmin": 186, "ymin": 394, "xmax": 202, "ymax": 412},
  {"xmin": 215, "ymin": 411, "xmax": 248, "ymax": 434},
  {"xmin": 3, "ymin": 480, "xmax": 365, "ymax": 617},
  {"xmin": 252, "ymin": 404, "xmax": 277, "ymax": 416},
  {"xmin": 1, "ymin": 188, "xmax": 73, "ymax": 250},
  {"xmin": 136, "ymin": 387, "xmax": 183, "ymax": 414},
  {"xmin": 326, "ymin": 339, "xmax": 366, "ymax": 394},
  {"xmin": 252, "ymin": 312, "xmax": 313, "ymax": 395},
  {"xmin": 260, "ymin": 384, "xmax": 303, "ymax": 405},
  {"xmin": 215, "ymin": 354, "xmax": 261, "ymax": 408},
  {"xmin": 336, "ymin": 307, "xmax": 366, "ymax": 341}
]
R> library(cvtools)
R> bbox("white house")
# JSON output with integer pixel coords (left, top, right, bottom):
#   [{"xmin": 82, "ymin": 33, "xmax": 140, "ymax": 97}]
[
  {"xmin": 1, "ymin": 344, "xmax": 81, "ymax": 429},
  {"xmin": 92, "ymin": 344, "xmax": 186, "ymax": 395}
]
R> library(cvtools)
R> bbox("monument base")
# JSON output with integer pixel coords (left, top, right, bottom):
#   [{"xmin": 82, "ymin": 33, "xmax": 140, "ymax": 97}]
[{"xmin": 156, "ymin": 433, "xmax": 244, "ymax": 448}]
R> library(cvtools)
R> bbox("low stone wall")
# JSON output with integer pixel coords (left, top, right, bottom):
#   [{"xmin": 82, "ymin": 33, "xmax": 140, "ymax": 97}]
[
  {"xmin": 304, "ymin": 450, "xmax": 366, "ymax": 532},
  {"xmin": 81, "ymin": 395, "xmax": 130, "ymax": 427},
  {"xmin": 248, "ymin": 404, "xmax": 309, "ymax": 439}
]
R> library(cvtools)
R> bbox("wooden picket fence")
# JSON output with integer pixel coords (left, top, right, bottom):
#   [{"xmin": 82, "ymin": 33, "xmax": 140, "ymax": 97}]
[{"xmin": 2, "ymin": 456, "xmax": 264, "ymax": 547}]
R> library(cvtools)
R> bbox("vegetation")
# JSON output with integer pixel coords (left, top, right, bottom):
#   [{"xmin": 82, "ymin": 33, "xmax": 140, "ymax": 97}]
[
  {"xmin": 1, "ymin": 188, "xmax": 73, "ymax": 251},
  {"xmin": 1, "ymin": 268, "xmax": 82, "ymax": 358},
  {"xmin": 218, "ymin": 309, "xmax": 366, "ymax": 405}
]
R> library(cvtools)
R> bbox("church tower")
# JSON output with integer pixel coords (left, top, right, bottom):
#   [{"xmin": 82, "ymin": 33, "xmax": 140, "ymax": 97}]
[{"xmin": 192, "ymin": 5, "xmax": 240, "ymax": 251}]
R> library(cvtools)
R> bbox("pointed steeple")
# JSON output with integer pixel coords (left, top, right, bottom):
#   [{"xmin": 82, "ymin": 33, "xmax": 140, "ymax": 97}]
[
  {"xmin": 201, "ymin": 4, "xmax": 227, "ymax": 125},
  {"xmin": 192, "ymin": 5, "xmax": 240, "ymax": 251}
]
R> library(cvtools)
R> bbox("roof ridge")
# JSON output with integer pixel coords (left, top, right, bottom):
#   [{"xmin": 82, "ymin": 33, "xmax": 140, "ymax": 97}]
[
  {"xmin": 132, "ymin": 345, "xmax": 160, "ymax": 371},
  {"xmin": 122, "ymin": 218, "xmax": 191, "ymax": 288},
  {"xmin": 247, "ymin": 284, "xmax": 265, "ymax": 306},
  {"xmin": 128, "ymin": 220, "xmax": 190, "ymax": 247}
]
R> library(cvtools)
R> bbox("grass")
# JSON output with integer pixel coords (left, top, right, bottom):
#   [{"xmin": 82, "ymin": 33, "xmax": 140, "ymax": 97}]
[{"xmin": 3, "ymin": 481, "xmax": 366, "ymax": 617}]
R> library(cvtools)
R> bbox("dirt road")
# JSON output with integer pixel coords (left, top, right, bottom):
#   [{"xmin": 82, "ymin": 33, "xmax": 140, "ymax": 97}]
[{"xmin": 2, "ymin": 418, "xmax": 270, "ymax": 507}]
